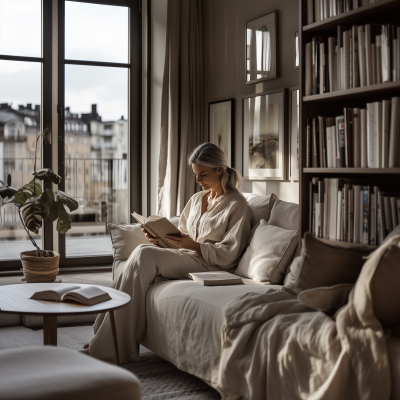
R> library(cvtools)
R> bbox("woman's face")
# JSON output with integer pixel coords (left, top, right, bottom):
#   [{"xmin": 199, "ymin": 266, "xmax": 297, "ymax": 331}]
[{"xmin": 192, "ymin": 163, "xmax": 223, "ymax": 191}]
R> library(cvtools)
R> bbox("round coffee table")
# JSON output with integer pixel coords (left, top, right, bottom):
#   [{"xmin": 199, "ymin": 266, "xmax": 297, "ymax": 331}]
[{"xmin": 0, "ymin": 283, "xmax": 131, "ymax": 365}]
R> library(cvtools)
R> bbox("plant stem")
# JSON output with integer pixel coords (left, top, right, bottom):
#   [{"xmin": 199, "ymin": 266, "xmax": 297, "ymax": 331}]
[{"xmin": 17, "ymin": 207, "xmax": 42, "ymax": 257}]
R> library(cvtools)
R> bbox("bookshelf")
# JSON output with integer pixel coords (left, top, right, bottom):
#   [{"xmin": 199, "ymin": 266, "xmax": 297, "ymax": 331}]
[{"xmin": 299, "ymin": 0, "xmax": 400, "ymax": 247}]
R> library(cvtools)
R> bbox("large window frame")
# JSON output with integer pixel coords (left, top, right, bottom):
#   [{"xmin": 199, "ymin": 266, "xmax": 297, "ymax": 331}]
[{"xmin": 0, "ymin": 0, "xmax": 142, "ymax": 271}]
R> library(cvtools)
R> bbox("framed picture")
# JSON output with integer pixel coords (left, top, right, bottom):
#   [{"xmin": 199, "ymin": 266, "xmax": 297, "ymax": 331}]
[
  {"xmin": 208, "ymin": 99, "xmax": 235, "ymax": 166},
  {"xmin": 289, "ymin": 87, "xmax": 299, "ymax": 180},
  {"xmin": 246, "ymin": 11, "xmax": 278, "ymax": 84},
  {"xmin": 294, "ymin": 32, "xmax": 299, "ymax": 69},
  {"xmin": 242, "ymin": 88, "xmax": 287, "ymax": 180}
]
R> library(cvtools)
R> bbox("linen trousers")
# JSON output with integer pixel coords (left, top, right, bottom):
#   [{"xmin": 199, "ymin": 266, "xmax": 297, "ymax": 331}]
[{"xmin": 88, "ymin": 244, "xmax": 209, "ymax": 363}]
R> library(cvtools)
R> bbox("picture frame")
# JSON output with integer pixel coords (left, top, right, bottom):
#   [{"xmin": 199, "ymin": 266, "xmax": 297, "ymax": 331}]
[
  {"xmin": 242, "ymin": 88, "xmax": 287, "ymax": 180},
  {"xmin": 208, "ymin": 99, "xmax": 235, "ymax": 166},
  {"xmin": 245, "ymin": 11, "xmax": 279, "ymax": 84},
  {"xmin": 289, "ymin": 86, "xmax": 299, "ymax": 180},
  {"xmin": 294, "ymin": 32, "xmax": 299, "ymax": 69}
]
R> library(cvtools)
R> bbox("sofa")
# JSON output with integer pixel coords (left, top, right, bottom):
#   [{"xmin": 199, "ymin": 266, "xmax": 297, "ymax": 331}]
[{"xmin": 109, "ymin": 192, "xmax": 400, "ymax": 400}]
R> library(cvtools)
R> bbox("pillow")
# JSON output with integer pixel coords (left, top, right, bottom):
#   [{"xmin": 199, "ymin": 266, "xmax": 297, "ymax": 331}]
[
  {"xmin": 298, "ymin": 283, "xmax": 354, "ymax": 313},
  {"xmin": 283, "ymin": 233, "xmax": 371, "ymax": 295},
  {"xmin": 383, "ymin": 224, "xmax": 400, "ymax": 245},
  {"xmin": 267, "ymin": 198, "xmax": 299, "ymax": 231},
  {"xmin": 235, "ymin": 220, "xmax": 298, "ymax": 284},
  {"xmin": 242, "ymin": 193, "xmax": 277, "ymax": 228}
]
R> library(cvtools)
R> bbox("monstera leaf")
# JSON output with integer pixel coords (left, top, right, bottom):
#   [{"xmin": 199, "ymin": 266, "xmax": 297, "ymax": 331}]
[
  {"xmin": 20, "ymin": 198, "xmax": 43, "ymax": 234},
  {"xmin": 55, "ymin": 190, "xmax": 78, "ymax": 212},
  {"xmin": 33, "ymin": 168, "xmax": 62, "ymax": 185},
  {"xmin": 0, "ymin": 174, "xmax": 17, "ymax": 199},
  {"xmin": 55, "ymin": 202, "xmax": 72, "ymax": 234},
  {"xmin": 39, "ymin": 189, "xmax": 59, "ymax": 221},
  {"xmin": 11, "ymin": 178, "xmax": 42, "ymax": 206}
]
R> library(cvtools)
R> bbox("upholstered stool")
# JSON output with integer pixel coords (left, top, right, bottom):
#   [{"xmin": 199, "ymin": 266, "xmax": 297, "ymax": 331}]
[{"xmin": 0, "ymin": 346, "xmax": 141, "ymax": 400}]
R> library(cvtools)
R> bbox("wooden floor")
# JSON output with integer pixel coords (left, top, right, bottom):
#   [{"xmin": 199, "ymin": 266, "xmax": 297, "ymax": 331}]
[{"xmin": 0, "ymin": 271, "xmax": 113, "ymax": 287}]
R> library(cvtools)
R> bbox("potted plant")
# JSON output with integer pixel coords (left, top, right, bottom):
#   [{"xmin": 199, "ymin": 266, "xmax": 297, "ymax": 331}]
[{"xmin": 0, "ymin": 137, "xmax": 78, "ymax": 282}]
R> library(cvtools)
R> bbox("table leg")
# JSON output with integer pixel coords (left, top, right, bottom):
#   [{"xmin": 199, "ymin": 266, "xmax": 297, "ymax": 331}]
[
  {"xmin": 43, "ymin": 315, "xmax": 57, "ymax": 346},
  {"xmin": 109, "ymin": 310, "xmax": 120, "ymax": 365}
]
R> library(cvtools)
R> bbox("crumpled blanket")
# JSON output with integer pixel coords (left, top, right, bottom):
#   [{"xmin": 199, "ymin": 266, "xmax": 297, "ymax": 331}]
[{"xmin": 217, "ymin": 248, "xmax": 391, "ymax": 400}]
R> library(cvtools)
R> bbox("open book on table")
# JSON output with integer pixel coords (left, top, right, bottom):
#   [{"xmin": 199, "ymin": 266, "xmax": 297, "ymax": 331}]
[
  {"xmin": 188, "ymin": 272, "xmax": 244, "ymax": 286},
  {"xmin": 132, "ymin": 212, "xmax": 181, "ymax": 249},
  {"xmin": 30, "ymin": 285, "xmax": 111, "ymax": 306}
]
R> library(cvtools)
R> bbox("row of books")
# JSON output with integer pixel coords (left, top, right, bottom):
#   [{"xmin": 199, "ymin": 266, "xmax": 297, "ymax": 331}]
[
  {"xmin": 305, "ymin": 97, "xmax": 400, "ymax": 168},
  {"xmin": 305, "ymin": 23, "xmax": 400, "ymax": 96},
  {"xmin": 310, "ymin": 177, "xmax": 400, "ymax": 246},
  {"xmin": 307, "ymin": 0, "xmax": 380, "ymax": 24}
]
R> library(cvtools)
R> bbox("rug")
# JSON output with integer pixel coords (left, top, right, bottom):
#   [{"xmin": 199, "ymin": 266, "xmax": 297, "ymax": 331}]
[{"xmin": 0, "ymin": 325, "xmax": 220, "ymax": 399}]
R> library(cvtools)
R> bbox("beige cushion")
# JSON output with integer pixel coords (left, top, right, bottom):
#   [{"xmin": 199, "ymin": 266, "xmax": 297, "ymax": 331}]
[
  {"xmin": 242, "ymin": 192, "xmax": 277, "ymax": 228},
  {"xmin": 284, "ymin": 233, "xmax": 371, "ymax": 295},
  {"xmin": 267, "ymin": 198, "xmax": 299, "ymax": 231},
  {"xmin": 0, "ymin": 346, "xmax": 141, "ymax": 400},
  {"xmin": 298, "ymin": 283, "xmax": 354, "ymax": 313},
  {"xmin": 235, "ymin": 220, "xmax": 298, "ymax": 284}
]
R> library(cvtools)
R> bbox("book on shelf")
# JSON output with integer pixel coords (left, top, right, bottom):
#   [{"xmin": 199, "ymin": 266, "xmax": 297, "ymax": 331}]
[
  {"xmin": 305, "ymin": 42, "xmax": 313, "ymax": 96},
  {"xmin": 336, "ymin": 116, "xmax": 346, "ymax": 167},
  {"xmin": 30, "ymin": 285, "xmax": 111, "ymax": 306},
  {"xmin": 312, "ymin": 117, "xmax": 320, "ymax": 167},
  {"xmin": 388, "ymin": 97, "xmax": 400, "ymax": 168},
  {"xmin": 187, "ymin": 272, "xmax": 243, "ymax": 286},
  {"xmin": 132, "ymin": 212, "xmax": 181, "ymax": 249},
  {"xmin": 306, "ymin": 118, "xmax": 312, "ymax": 167}
]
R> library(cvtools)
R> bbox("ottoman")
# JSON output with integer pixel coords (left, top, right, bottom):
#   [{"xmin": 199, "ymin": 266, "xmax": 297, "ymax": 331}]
[{"xmin": 0, "ymin": 346, "xmax": 141, "ymax": 400}]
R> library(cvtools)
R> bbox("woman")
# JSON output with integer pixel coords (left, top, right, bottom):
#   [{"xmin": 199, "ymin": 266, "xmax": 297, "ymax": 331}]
[{"xmin": 87, "ymin": 142, "xmax": 251, "ymax": 363}]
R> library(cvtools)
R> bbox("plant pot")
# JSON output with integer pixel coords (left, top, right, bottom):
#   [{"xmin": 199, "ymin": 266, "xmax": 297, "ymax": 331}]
[{"xmin": 20, "ymin": 250, "xmax": 60, "ymax": 283}]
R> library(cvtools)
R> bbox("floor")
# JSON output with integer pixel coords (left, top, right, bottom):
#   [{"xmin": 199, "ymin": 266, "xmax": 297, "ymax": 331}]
[{"xmin": 0, "ymin": 271, "xmax": 113, "ymax": 286}]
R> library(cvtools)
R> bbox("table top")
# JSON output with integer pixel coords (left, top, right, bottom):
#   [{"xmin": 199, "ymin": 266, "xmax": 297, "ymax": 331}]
[{"xmin": 0, "ymin": 283, "xmax": 131, "ymax": 316}]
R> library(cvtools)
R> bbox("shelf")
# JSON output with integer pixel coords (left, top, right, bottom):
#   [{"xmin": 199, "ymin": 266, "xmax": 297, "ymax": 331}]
[
  {"xmin": 303, "ymin": 81, "xmax": 400, "ymax": 102},
  {"xmin": 303, "ymin": 0, "xmax": 400, "ymax": 33},
  {"xmin": 303, "ymin": 168, "xmax": 400, "ymax": 174},
  {"xmin": 317, "ymin": 238, "xmax": 377, "ymax": 250}
]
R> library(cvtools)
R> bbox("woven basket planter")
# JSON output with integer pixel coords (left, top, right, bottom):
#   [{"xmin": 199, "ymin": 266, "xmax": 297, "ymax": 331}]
[{"xmin": 20, "ymin": 251, "xmax": 60, "ymax": 283}]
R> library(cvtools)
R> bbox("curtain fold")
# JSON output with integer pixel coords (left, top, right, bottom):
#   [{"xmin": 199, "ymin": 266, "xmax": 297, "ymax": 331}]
[{"xmin": 157, "ymin": 0, "xmax": 204, "ymax": 218}]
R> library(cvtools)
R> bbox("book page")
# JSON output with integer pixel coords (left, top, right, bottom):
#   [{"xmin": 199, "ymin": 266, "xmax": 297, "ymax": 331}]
[
  {"xmin": 63, "ymin": 286, "xmax": 109, "ymax": 300},
  {"xmin": 30, "ymin": 285, "xmax": 81, "ymax": 301},
  {"xmin": 131, "ymin": 212, "xmax": 146, "ymax": 225},
  {"xmin": 146, "ymin": 215, "xmax": 164, "ymax": 223},
  {"xmin": 188, "ymin": 272, "xmax": 240, "ymax": 281}
]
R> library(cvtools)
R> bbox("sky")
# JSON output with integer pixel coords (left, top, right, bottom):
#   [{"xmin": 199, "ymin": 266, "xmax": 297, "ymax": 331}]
[{"xmin": 0, "ymin": 0, "xmax": 129, "ymax": 121}]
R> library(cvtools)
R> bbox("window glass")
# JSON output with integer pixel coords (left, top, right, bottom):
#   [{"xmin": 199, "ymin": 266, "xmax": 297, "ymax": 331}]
[{"xmin": 65, "ymin": 1, "xmax": 128, "ymax": 63}]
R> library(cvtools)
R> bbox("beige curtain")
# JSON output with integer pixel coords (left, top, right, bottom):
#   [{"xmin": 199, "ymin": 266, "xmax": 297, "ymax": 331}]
[{"xmin": 157, "ymin": 0, "xmax": 204, "ymax": 218}]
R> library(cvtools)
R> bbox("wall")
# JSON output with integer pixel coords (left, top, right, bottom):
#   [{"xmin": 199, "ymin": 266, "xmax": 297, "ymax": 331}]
[{"xmin": 204, "ymin": 0, "xmax": 300, "ymax": 203}]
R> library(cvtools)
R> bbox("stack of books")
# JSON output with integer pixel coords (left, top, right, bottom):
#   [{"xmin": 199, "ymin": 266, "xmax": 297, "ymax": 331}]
[
  {"xmin": 305, "ymin": 23, "xmax": 400, "ymax": 95},
  {"xmin": 307, "ymin": 0, "xmax": 380, "ymax": 24},
  {"xmin": 305, "ymin": 98, "xmax": 400, "ymax": 168},
  {"xmin": 310, "ymin": 177, "xmax": 400, "ymax": 246}
]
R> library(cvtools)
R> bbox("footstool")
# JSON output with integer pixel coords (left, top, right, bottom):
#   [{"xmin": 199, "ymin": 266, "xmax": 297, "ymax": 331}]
[{"xmin": 0, "ymin": 346, "xmax": 141, "ymax": 400}]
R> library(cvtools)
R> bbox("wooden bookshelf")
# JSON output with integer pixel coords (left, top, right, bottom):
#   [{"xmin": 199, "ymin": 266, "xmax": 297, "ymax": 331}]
[
  {"xmin": 299, "ymin": 0, "xmax": 400, "ymax": 244},
  {"xmin": 318, "ymin": 238, "xmax": 377, "ymax": 250}
]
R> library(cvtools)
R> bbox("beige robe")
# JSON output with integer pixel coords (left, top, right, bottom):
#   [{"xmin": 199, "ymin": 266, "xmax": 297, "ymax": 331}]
[{"xmin": 88, "ymin": 190, "xmax": 251, "ymax": 363}]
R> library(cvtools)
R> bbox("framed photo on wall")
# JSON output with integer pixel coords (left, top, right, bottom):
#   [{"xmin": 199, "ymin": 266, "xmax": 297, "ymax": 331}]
[
  {"xmin": 242, "ymin": 88, "xmax": 287, "ymax": 180},
  {"xmin": 294, "ymin": 32, "xmax": 299, "ymax": 68},
  {"xmin": 289, "ymin": 86, "xmax": 299, "ymax": 180},
  {"xmin": 246, "ymin": 11, "xmax": 278, "ymax": 84},
  {"xmin": 208, "ymin": 99, "xmax": 235, "ymax": 166}
]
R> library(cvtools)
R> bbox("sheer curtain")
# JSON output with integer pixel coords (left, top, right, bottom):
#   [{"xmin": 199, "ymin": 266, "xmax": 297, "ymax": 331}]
[{"xmin": 157, "ymin": 0, "xmax": 205, "ymax": 218}]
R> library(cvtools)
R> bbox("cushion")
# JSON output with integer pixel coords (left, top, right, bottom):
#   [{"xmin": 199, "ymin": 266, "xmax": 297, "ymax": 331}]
[
  {"xmin": 283, "ymin": 233, "xmax": 371, "ymax": 295},
  {"xmin": 267, "ymin": 198, "xmax": 299, "ymax": 231},
  {"xmin": 298, "ymin": 283, "xmax": 354, "ymax": 313},
  {"xmin": 383, "ymin": 224, "xmax": 400, "ymax": 245},
  {"xmin": 242, "ymin": 193, "xmax": 277, "ymax": 228},
  {"xmin": 235, "ymin": 220, "xmax": 298, "ymax": 284},
  {"xmin": 0, "ymin": 346, "xmax": 141, "ymax": 400}
]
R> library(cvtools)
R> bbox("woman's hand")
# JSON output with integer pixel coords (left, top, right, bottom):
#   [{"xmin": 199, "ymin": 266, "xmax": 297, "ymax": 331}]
[
  {"xmin": 165, "ymin": 233, "xmax": 201, "ymax": 255},
  {"xmin": 141, "ymin": 226, "xmax": 160, "ymax": 246}
]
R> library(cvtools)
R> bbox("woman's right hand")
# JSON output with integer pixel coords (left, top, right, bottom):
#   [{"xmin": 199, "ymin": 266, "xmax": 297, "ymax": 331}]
[{"xmin": 141, "ymin": 226, "xmax": 160, "ymax": 246}]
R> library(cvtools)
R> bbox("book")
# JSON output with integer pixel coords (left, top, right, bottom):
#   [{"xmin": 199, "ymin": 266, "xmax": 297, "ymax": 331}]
[
  {"xmin": 353, "ymin": 185, "xmax": 361, "ymax": 243},
  {"xmin": 305, "ymin": 42, "xmax": 313, "ymax": 96},
  {"xmin": 343, "ymin": 30, "xmax": 351, "ymax": 90},
  {"xmin": 393, "ymin": 26, "xmax": 398, "ymax": 81},
  {"xmin": 381, "ymin": 24, "xmax": 391, "ymax": 83},
  {"xmin": 326, "ymin": 126, "xmax": 334, "ymax": 167},
  {"xmin": 318, "ymin": 116, "xmax": 327, "ymax": 167},
  {"xmin": 375, "ymin": 34, "xmax": 382, "ymax": 84},
  {"xmin": 317, "ymin": 180, "xmax": 325, "ymax": 238},
  {"xmin": 378, "ymin": 190, "xmax": 387, "ymax": 242},
  {"xmin": 309, "ymin": 179, "xmax": 319, "ymax": 233},
  {"xmin": 360, "ymin": 109, "xmax": 368, "ymax": 168},
  {"xmin": 351, "ymin": 26, "xmax": 359, "ymax": 88},
  {"xmin": 366, "ymin": 101, "xmax": 382, "ymax": 168},
  {"xmin": 370, "ymin": 187, "xmax": 377, "ymax": 246},
  {"xmin": 348, "ymin": 188, "xmax": 354, "ymax": 243},
  {"xmin": 344, "ymin": 107, "xmax": 353, "ymax": 167},
  {"xmin": 306, "ymin": 118, "xmax": 312, "ymax": 167},
  {"xmin": 187, "ymin": 272, "xmax": 243, "ymax": 286},
  {"xmin": 362, "ymin": 186, "xmax": 370, "ymax": 245},
  {"xmin": 335, "ymin": 115, "xmax": 346, "ymax": 167},
  {"xmin": 343, "ymin": 184, "xmax": 350, "ymax": 241},
  {"xmin": 365, "ymin": 24, "xmax": 373, "ymax": 86},
  {"xmin": 307, "ymin": 0, "xmax": 314, "ymax": 25},
  {"xmin": 358, "ymin": 25, "xmax": 367, "ymax": 87},
  {"xmin": 314, "ymin": 0, "xmax": 320, "ymax": 23},
  {"xmin": 353, "ymin": 108, "xmax": 361, "ymax": 167},
  {"xmin": 337, "ymin": 26, "xmax": 345, "ymax": 90},
  {"xmin": 132, "ymin": 212, "xmax": 181, "ymax": 249},
  {"xmin": 328, "ymin": 37, "xmax": 337, "ymax": 92},
  {"xmin": 383, "ymin": 196, "xmax": 393, "ymax": 233},
  {"xmin": 323, "ymin": 177, "xmax": 329, "ymax": 239},
  {"xmin": 337, "ymin": 190, "xmax": 343, "ymax": 241},
  {"xmin": 312, "ymin": 37, "xmax": 320, "ymax": 95},
  {"xmin": 312, "ymin": 117, "xmax": 320, "ymax": 167},
  {"xmin": 389, "ymin": 97, "xmax": 400, "ymax": 168},
  {"xmin": 397, "ymin": 199, "xmax": 400, "ymax": 228},
  {"xmin": 30, "ymin": 285, "xmax": 111, "ymax": 306},
  {"xmin": 390, "ymin": 197, "xmax": 398, "ymax": 229},
  {"xmin": 381, "ymin": 99, "xmax": 391, "ymax": 168}
]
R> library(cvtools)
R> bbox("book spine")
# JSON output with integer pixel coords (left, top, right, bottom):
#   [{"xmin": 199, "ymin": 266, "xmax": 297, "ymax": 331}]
[
  {"xmin": 323, "ymin": 177, "xmax": 329, "ymax": 239},
  {"xmin": 397, "ymin": 198, "xmax": 400, "ymax": 229},
  {"xmin": 313, "ymin": 117, "xmax": 319, "ymax": 167},
  {"xmin": 390, "ymin": 197, "xmax": 398, "ymax": 229},
  {"xmin": 397, "ymin": 27, "xmax": 400, "ymax": 82},
  {"xmin": 320, "ymin": 42, "xmax": 325, "ymax": 94},
  {"xmin": 306, "ymin": 118, "xmax": 312, "ymax": 167},
  {"xmin": 318, "ymin": 116, "xmax": 327, "ymax": 167},
  {"xmin": 326, "ymin": 126, "xmax": 333, "ymax": 167},
  {"xmin": 363, "ymin": 186, "xmax": 370, "ymax": 245},
  {"xmin": 337, "ymin": 26, "xmax": 344, "ymax": 90},
  {"xmin": 343, "ymin": 184, "xmax": 349, "ymax": 241},
  {"xmin": 359, "ymin": 186, "xmax": 364, "ymax": 244},
  {"xmin": 336, "ymin": 190, "xmax": 343, "ymax": 241},
  {"xmin": 376, "ymin": 34, "xmax": 382, "ymax": 84},
  {"xmin": 384, "ymin": 196, "xmax": 393, "ymax": 233},
  {"xmin": 328, "ymin": 37, "xmax": 337, "ymax": 92},
  {"xmin": 353, "ymin": 185, "xmax": 360, "ymax": 243},
  {"xmin": 381, "ymin": 24, "xmax": 391, "ymax": 83},
  {"xmin": 305, "ymin": 42, "xmax": 313, "ymax": 96},
  {"xmin": 353, "ymin": 108, "xmax": 361, "ymax": 167},
  {"xmin": 360, "ymin": 109, "xmax": 368, "ymax": 168},
  {"xmin": 367, "ymin": 102, "xmax": 382, "ymax": 168},
  {"xmin": 370, "ymin": 187, "xmax": 377, "ymax": 246},
  {"xmin": 352, "ymin": 26, "xmax": 359, "ymax": 88},
  {"xmin": 389, "ymin": 97, "xmax": 399, "ymax": 168},
  {"xmin": 344, "ymin": 107, "xmax": 354, "ymax": 167},
  {"xmin": 307, "ymin": 0, "xmax": 314, "ymax": 25},
  {"xmin": 365, "ymin": 24, "xmax": 373, "ymax": 86},
  {"xmin": 314, "ymin": 0, "xmax": 320, "ymax": 22},
  {"xmin": 393, "ymin": 27, "xmax": 397, "ymax": 81},
  {"xmin": 348, "ymin": 188, "xmax": 354, "ymax": 243},
  {"xmin": 336, "ymin": 115, "xmax": 346, "ymax": 167},
  {"xmin": 378, "ymin": 190, "xmax": 386, "ymax": 242},
  {"xmin": 358, "ymin": 25, "xmax": 367, "ymax": 87},
  {"xmin": 312, "ymin": 38, "xmax": 317, "ymax": 95},
  {"xmin": 381, "ymin": 99, "xmax": 391, "ymax": 168}
]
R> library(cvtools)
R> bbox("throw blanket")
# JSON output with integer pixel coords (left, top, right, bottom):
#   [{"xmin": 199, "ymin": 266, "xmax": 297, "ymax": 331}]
[{"xmin": 217, "ymin": 286, "xmax": 390, "ymax": 399}]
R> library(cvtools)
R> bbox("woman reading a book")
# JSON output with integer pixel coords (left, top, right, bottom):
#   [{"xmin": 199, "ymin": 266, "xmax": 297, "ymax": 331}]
[{"xmin": 86, "ymin": 142, "xmax": 251, "ymax": 363}]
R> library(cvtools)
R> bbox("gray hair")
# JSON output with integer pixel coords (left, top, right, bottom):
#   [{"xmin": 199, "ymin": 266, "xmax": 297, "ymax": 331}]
[{"xmin": 188, "ymin": 143, "xmax": 242, "ymax": 194}]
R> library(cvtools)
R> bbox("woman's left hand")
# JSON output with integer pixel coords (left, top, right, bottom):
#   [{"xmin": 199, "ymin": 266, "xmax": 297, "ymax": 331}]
[{"xmin": 165, "ymin": 233, "xmax": 201, "ymax": 254}]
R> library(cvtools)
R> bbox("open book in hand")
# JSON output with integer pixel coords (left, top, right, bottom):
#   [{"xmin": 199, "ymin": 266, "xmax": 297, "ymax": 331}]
[
  {"xmin": 188, "ymin": 272, "xmax": 244, "ymax": 286},
  {"xmin": 30, "ymin": 285, "xmax": 112, "ymax": 306},
  {"xmin": 132, "ymin": 211, "xmax": 181, "ymax": 249}
]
